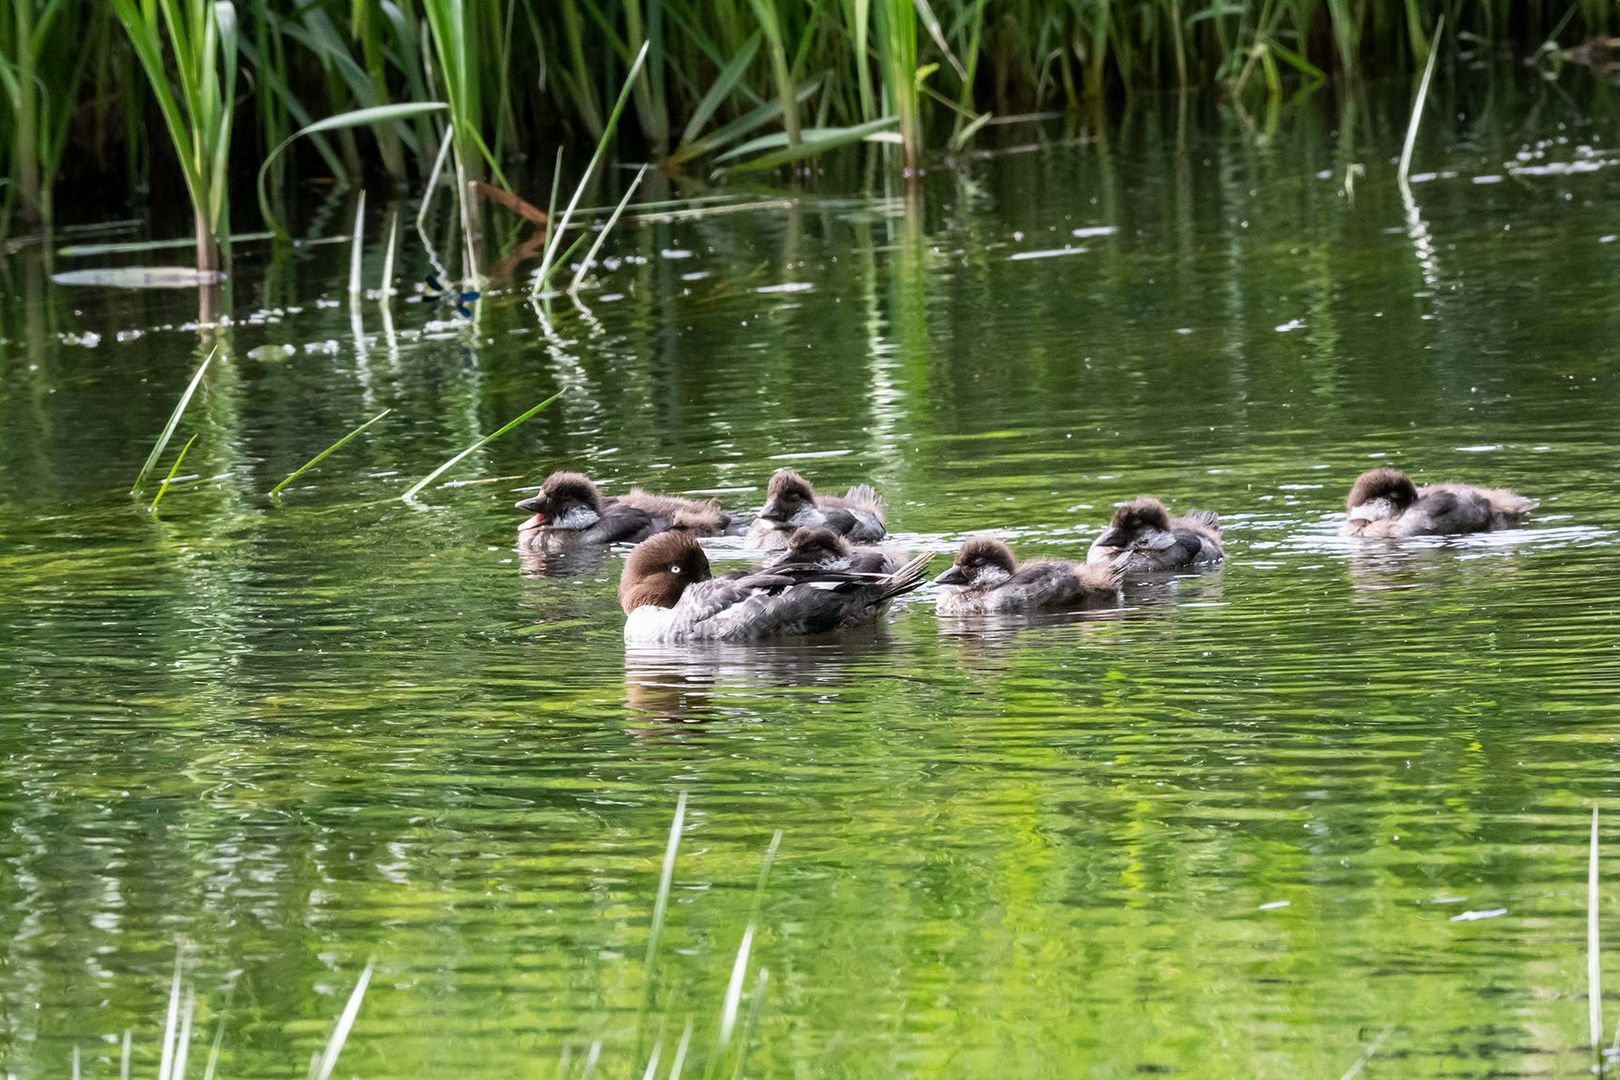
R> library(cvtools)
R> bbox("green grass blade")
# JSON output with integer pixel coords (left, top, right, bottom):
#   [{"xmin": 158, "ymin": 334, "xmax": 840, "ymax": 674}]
[
  {"xmin": 949, "ymin": 110, "xmax": 993, "ymax": 152},
  {"xmin": 549, "ymin": 230, "xmax": 594, "ymax": 286},
  {"xmin": 634, "ymin": 791, "xmax": 687, "ymax": 1062},
  {"xmin": 533, "ymin": 41, "xmax": 648, "ymax": 295},
  {"xmin": 379, "ymin": 209, "xmax": 399, "ymax": 297},
  {"xmin": 715, "ymin": 117, "xmax": 897, "ymax": 172},
  {"xmin": 647, "ymin": 797, "xmax": 687, "ymax": 968},
  {"xmin": 728, "ymin": 968, "xmax": 768, "ymax": 1080},
  {"xmin": 157, "ymin": 947, "xmax": 182, "ymax": 1080},
  {"xmin": 148, "ymin": 433, "xmax": 198, "ymax": 513},
  {"xmin": 417, "ymin": 126, "xmax": 454, "ymax": 232},
  {"xmin": 678, "ymin": 32, "xmax": 762, "ymax": 147},
  {"xmin": 746, "ymin": 0, "xmax": 798, "ymax": 145},
  {"xmin": 706, "ymin": 830, "xmax": 782, "ymax": 1079},
  {"xmin": 664, "ymin": 78, "xmax": 819, "ymax": 167},
  {"xmin": 347, "ymin": 189, "xmax": 366, "ymax": 300},
  {"xmin": 269, "ymin": 408, "xmax": 392, "ymax": 497},
  {"xmin": 313, "ymin": 962, "xmax": 372, "ymax": 1080},
  {"xmin": 133, "ymin": 347, "xmax": 214, "ymax": 496},
  {"xmin": 668, "ymin": 1018, "xmax": 694, "ymax": 1080},
  {"xmin": 257, "ymin": 102, "xmax": 448, "ymax": 239},
  {"xmin": 543, "ymin": 145, "xmax": 564, "ymax": 247},
  {"xmin": 569, "ymin": 163, "xmax": 647, "ymax": 292},
  {"xmin": 1397, "ymin": 15, "xmax": 1443, "ymax": 186},
  {"xmin": 1591, "ymin": 805, "xmax": 1602, "ymax": 1052},
  {"xmin": 402, "ymin": 391, "xmax": 564, "ymax": 501}
]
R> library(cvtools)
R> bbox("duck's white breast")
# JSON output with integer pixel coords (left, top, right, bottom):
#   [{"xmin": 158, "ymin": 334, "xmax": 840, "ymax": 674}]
[{"xmin": 624, "ymin": 605, "xmax": 680, "ymax": 643}]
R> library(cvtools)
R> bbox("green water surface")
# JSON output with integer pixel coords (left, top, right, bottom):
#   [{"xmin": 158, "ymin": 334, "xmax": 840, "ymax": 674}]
[{"xmin": 3, "ymin": 82, "xmax": 1620, "ymax": 1077}]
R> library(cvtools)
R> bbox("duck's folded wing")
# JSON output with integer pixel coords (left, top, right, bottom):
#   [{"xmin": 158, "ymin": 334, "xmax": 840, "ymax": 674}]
[
  {"xmin": 582, "ymin": 505, "xmax": 659, "ymax": 544},
  {"xmin": 1165, "ymin": 529, "xmax": 1212, "ymax": 565},
  {"xmin": 1407, "ymin": 488, "xmax": 1493, "ymax": 534},
  {"xmin": 673, "ymin": 578, "xmax": 767, "ymax": 622},
  {"xmin": 846, "ymin": 546, "xmax": 905, "ymax": 575},
  {"xmin": 754, "ymin": 562, "xmax": 893, "ymax": 587},
  {"xmin": 813, "ymin": 504, "xmax": 886, "ymax": 542},
  {"xmin": 670, "ymin": 578, "xmax": 843, "ymax": 638}
]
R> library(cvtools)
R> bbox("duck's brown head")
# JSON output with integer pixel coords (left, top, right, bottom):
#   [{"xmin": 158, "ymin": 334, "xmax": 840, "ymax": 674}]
[
  {"xmin": 516, "ymin": 471, "xmax": 606, "ymax": 531},
  {"xmin": 758, "ymin": 468, "xmax": 818, "ymax": 524},
  {"xmin": 1346, "ymin": 467, "xmax": 1419, "ymax": 517},
  {"xmin": 1094, "ymin": 497, "xmax": 1173, "ymax": 550},
  {"xmin": 778, "ymin": 526, "xmax": 851, "ymax": 567},
  {"xmin": 934, "ymin": 536, "xmax": 1018, "ymax": 587},
  {"xmin": 619, "ymin": 531, "xmax": 713, "ymax": 613}
]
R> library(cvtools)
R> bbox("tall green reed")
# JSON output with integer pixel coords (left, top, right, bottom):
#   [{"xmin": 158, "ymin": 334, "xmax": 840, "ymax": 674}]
[
  {"xmin": 16, "ymin": 0, "xmax": 1620, "ymax": 213},
  {"xmin": 873, "ymin": 0, "xmax": 921, "ymax": 172},
  {"xmin": 0, "ymin": 0, "xmax": 104, "ymax": 229},
  {"xmin": 108, "ymin": 0, "xmax": 239, "ymax": 274}
]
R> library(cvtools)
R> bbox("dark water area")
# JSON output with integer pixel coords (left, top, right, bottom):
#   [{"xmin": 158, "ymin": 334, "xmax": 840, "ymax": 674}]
[{"xmin": 4, "ymin": 78, "xmax": 1620, "ymax": 1076}]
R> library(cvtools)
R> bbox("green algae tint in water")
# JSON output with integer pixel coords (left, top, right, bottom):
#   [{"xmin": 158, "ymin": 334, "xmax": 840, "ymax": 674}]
[{"xmin": 4, "ymin": 85, "xmax": 1620, "ymax": 1078}]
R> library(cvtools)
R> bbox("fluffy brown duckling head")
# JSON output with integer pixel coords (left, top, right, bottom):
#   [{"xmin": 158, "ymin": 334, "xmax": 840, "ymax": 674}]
[
  {"xmin": 515, "ymin": 471, "xmax": 607, "ymax": 531},
  {"xmin": 777, "ymin": 526, "xmax": 851, "ymax": 566},
  {"xmin": 1345, "ymin": 467, "xmax": 1420, "ymax": 519},
  {"xmin": 1094, "ymin": 497, "xmax": 1174, "ymax": 550},
  {"xmin": 618, "ymin": 531, "xmax": 713, "ymax": 613},
  {"xmin": 758, "ymin": 468, "xmax": 819, "ymax": 524},
  {"xmin": 934, "ymin": 536, "xmax": 1018, "ymax": 588}
]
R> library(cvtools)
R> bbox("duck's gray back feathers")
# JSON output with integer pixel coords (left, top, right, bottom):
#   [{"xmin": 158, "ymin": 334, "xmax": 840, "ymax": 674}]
[
  {"xmin": 938, "ymin": 558, "xmax": 1122, "ymax": 616},
  {"xmin": 625, "ymin": 553, "xmax": 931, "ymax": 642}
]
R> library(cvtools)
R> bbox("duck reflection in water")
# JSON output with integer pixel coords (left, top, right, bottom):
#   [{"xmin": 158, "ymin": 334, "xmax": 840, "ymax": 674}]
[
  {"xmin": 623, "ymin": 630, "xmax": 903, "ymax": 725},
  {"xmin": 1344, "ymin": 534, "xmax": 1531, "ymax": 597},
  {"xmin": 518, "ymin": 542, "xmax": 614, "ymax": 578}
]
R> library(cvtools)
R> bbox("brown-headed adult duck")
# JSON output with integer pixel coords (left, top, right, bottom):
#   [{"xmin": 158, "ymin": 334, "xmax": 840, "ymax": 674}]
[
  {"xmin": 1341, "ymin": 467, "xmax": 1530, "ymax": 538},
  {"xmin": 516, "ymin": 471, "xmax": 741, "ymax": 551},
  {"xmin": 1086, "ymin": 497, "xmax": 1224, "ymax": 572},
  {"xmin": 935, "ymin": 537, "xmax": 1123, "ymax": 615},
  {"xmin": 619, "ymin": 531, "xmax": 930, "ymax": 643},
  {"xmin": 744, "ymin": 468, "xmax": 886, "ymax": 550},
  {"xmin": 763, "ymin": 525, "xmax": 907, "ymax": 576}
]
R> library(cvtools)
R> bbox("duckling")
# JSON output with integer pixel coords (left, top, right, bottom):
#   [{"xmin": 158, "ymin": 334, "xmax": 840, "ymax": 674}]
[
  {"xmin": 1086, "ymin": 497, "xmax": 1224, "ymax": 572},
  {"xmin": 934, "ymin": 537, "xmax": 1123, "ymax": 615},
  {"xmin": 763, "ymin": 525, "xmax": 907, "ymax": 576},
  {"xmin": 745, "ymin": 468, "xmax": 886, "ymax": 550},
  {"xmin": 1342, "ymin": 467, "xmax": 1530, "ymax": 538},
  {"xmin": 619, "ymin": 531, "xmax": 932, "ymax": 643},
  {"xmin": 516, "ymin": 471, "xmax": 740, "ymax": 551}
]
